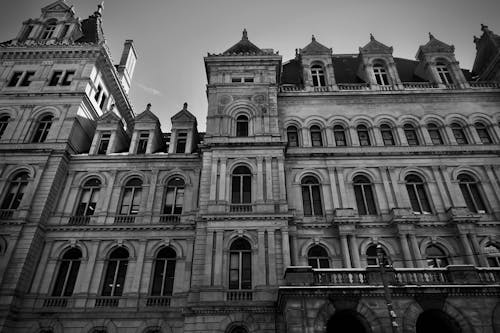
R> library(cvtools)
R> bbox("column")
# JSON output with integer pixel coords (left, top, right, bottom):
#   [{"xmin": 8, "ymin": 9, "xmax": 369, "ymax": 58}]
[
  {"xmin": 440, "ymin": 166, "xmax": 466, "ymax": 207},
  {"xmin": 409, "ymin": 234, "xmax": 424, "ymax": 268},
  {"xmin": 76, "ymin": 241, "xmax": 99, "ymax": 294},
  {"xmin": 469, "ymin": 233, "xmax": 488, "ymax": 267},
  {"xmin": 444, "ymin": 125, "xmax": 458, "ymax": 145},
  {"xmin": 128, "ymin": 131, "xmax": 138, "ymax": 153},
  {"xmin": 340, "ymin": 235, "xmax": 352, "ymax": 268},
  {"xmin": 257, "ymin": 231, "xmax": 266, "ymax": 286},
  {"xmin": 204, "ymin": 230, "xmax": 214, "ymax": 285},
  {"xmin": 396, "ymin": 126, "xmax": 409, "ymax": 146},
  {"xmin": 301, "ymin": 128, "xmax": 311, "ymax": 147},
  {"xmin": 145, "ymin": 169, "xmax": 158, "ymax": 217},
  {"xmin": 277, "ymin": 157, "xmax": 286, "ymax": 202},
  {"xmin": 209, "ymin": 156, "xmax": 218, "ymax": 202},
  {"xmin": 218, "ymin": 158, "xmax": 227, "ymax": 202},
  {"xmin": 372, "ymin": 126, "xmax": 384, "ymax": 146},
  {"xmin": 399, "ymin": 234, "xmax": 413, "ymax": 268},
  {"xmin": 459, "ymin": 233, "xmax": 476, "ymax": 265},
  {"xmin": 328, "ymin": 167, "xmax": 340, "ymax": 208},
  {"xmin": 256, "ymin": 157, "xmax": 264, "ymax": 203},
  {"xmin": 349, "ymin": 235, "xmax": 361, "ymax": 268},
  {"xmin": 336, "ymin": 167, "xmax": 347, "ymax": 208},
  {"xmin": 388, "ymin": 167, "xmax": 410, "ymax": 208},
  {"xmin": 267, "ymin": 229, "xmax": 277, "ymax": 285},
  {"xmin": 213, "ymin": 231, "xmax": 224, "ymax": 285},
  {"xmin": 349, "ymin": 126, "xmax": 360, "ymax": 146},
  {"xmin": 421, "ymin": 126, "xmax": 433, "ymax": 145},
  {"xmin": 128, "ymin": 240, "xmax": 146, "ymax": 294},
  {"xmin": 31, "ymin": 241, "xmax": 53, "ymax": 294},
  {"xmin": 484, "ymin": 165, "xmax": 500, "ymax": 206},
  {"xmin": 379, "ymin": 167, "xmax": 395, "ymax": 208},
  {"xmin": 431, "ymin": 166, "xmax": 451, "ymax": 210},
  {"xmin": 325, "ymin": 127, "xmax": 335, "ymax": 147},
  {"xmin": 281, "ymin": 229, "xmax": 291, "ymax": 269},
  {"xmin": 168, "ymin": 130, "xmax": 177, "ymax": 153},
  {"xmin": 265, "ymin": 157, "xmax": 273, "ymax": 202},
  {"xmin": 467, "ymin": 124, "xmax": 482, "ymax": 144}
]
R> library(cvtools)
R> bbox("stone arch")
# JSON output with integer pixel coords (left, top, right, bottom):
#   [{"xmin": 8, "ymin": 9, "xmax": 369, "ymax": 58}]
[
  {"xmin": 283, "ymin": 118, "xmax": 304, "ymax": 130},
  {"xmin": 350, "ymin": 115, "xmax": 374, "ymax": 128},
  {"xmin": 147, "ymin": 240, "xmax": 184, "ymax": 259},
  {"xmin": 73, "ymin": 172, "xmax": 108, "ymax": 187},
  {"xmin": 3, "ymin": 164, "xmax": 37, "ymax": 179},
  {"xmin": 294, "ymin": 169, "xmax": 328, "ymax": 185},
  {"xmin": 347, "ymin": 168, "xmax": 380, "ymax": 183},
  {"xmin": 313, "ymin": 300, "xmax": 336, "ymax": 333},
  {"xmin": 116, "ymin": 170, "xmax": 149, "ymax": 186},
  {"xmin": 304, "ymin": 116, "xmax": 327, "ymax": 129},
  {"xmin": 373, "ymin": 114, "xmax": 398, "ymax": 127},
  {"xmin": 468, "ymin": 113, "xmax": 496, "ymax": 126},
  {"xmin": 31, "ymin": 105, "xmax": 62, "ymax": 120},
  {"xmin": 159, "ymin": 170, "xmax": 191, "ymax": 186},
  {"xmin": 98, "ymin": 241, "xmax": 136, "ymax": 260},
  {"xmin": 300, "ymin": 239, "xmax": 337, "ymax": 258},
  {"xmin": 445, "ymin": 114, "xmax": 470, "ymax": 127},
  {"xmin": 0, "ymin": 106, "xmax": 19, "ymax": 119},
  {"xmin": 422, "ymin": 114, "xmax": 447, "ymax": 127},
  {"xmin": 51, "ymin": 240, "xmax": 88, "ymax": 261},
  {"xmin": 224, "ymin": 232, "xmax": 257, "ymax": 250},
  {"xmin": 326, "ymin": 115, "xmax": 350, "ymax": 128},
  {"xmin": 398, "ymin": 167, "xmax": 434, "ymax": 183},
  {"xmin": 81, "ymin": 319, "xmax": 117, "ymax": 333},
  {"xmin": 29, "ymin": 319, "xmax": 64, "ymax": 333},
  {"xmin": 397, "ymin": 115, "xmax": 422, "ymax": 127},
  {"xmin": 219, "ymin": 312, "xmax": 260, "ymax": 333},
  {"xmin": 227, "ymin": 158, "xmax": 257, "ymax": 175},
  {"xmin": 370, "ymin": 57, "xmax": 390, "ymax": 67},
  {"xmin": 225, "ymin": 100, "xmax": 259, "ymax": 119},
  {"xmin": 359, "ymin": 238, "xmax": 397, "ymax": 258},
  {"xmin": 450, "ymin": 166, "xmax": 486, "ymax": 182},
  {"xmin": 136, "ymin": 319, "xmax": 173, "ymax": 333},
  {"xmin": 419, "ymin": 237, "xmax": 457, "ymax": 264}
]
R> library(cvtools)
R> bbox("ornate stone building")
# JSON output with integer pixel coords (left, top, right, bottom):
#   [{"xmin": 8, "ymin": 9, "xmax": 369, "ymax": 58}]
[{"xmin": 0, "ymin": 1, "xmax": 499, "ymax": 333}]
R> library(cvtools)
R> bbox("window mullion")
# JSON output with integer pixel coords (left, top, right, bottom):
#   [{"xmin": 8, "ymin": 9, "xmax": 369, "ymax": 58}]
[
  {"xmin": 161, "ymin": 258, "xmax": 167, "ymax": 295},
  {"xmin": 309, "ymin": 185, "xmax": 314, "ymax": 215},
  {"xmin": 361, "ymin": 185, "xmax": 368, "ymax": 214},
  {"xmin": 111, "ymin": 259, "xmax": 119, "ymax": 296},
  {"xmin": 414, "ymin": 184, "xmax": 423, "ymax": 212},
  {"xmin": 60, "ymin": 260, "xmax": 71, "ymax": 295},
  {"xmin": 238, "ymin": 252, "xmax": 243, "ymax": 289}
]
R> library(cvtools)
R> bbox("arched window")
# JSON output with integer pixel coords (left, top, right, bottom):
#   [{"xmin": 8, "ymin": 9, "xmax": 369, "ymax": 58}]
[
  {"xmin": 366, "ymin": 245, "xmax": 389, "ymax": 266},
  {"xmin": 40, "ymin": 21, "xmax": 57, "ymax": 40},
  {"xmin": 404, "ymin": 124, "xmax": 420, "ymax": 146},
  {"xmin": 425, "ymin": 245, "xmax": 449, "ymax": 268},
  {"xmin": 427, "ymin": 123, "xmax": 443, "ymax": 145},
  {"xmin": 229, "ymin": 326, "xmax": 249, "ymax": 333},
  {"xmin": 373, "ymin": 63, "xmax": 389, "ymax": 85},
  {"xmin": 287, "ymin": 126, "xmax": 299, "ymax": 147},
  {"xmin": 353, "ymin": 175, "xmax": 376, "ymax": 215},
  {"xmin": 307, "ymin": 245, "xmax": 329, "ymax": 268},
  {"xmin": 301, "ymin": 176, "xmax": 323, "ymax": 216},
  {"xmin": 163, "ymin": 177, "xmax": 184, "ymax": 215},
  {"xmin": 380, "ymin": 124, "xmax": 395, "ymax": 146},
  {"xmin": 450, "ymin": 123, "xmax": 468, "ymax": 144},
  {"xmin": 357, "ymin": 125, "xmax": 371, "ymax": 146},
  {"xmin": 405, "ymin": 174, "xmax": 431, "ymax": 214},
  {"xmin": 484, "ymin": 243, "xmax": 500, "ymax": 267},
  {"xmin": 231, "ymin": 166, "xmax": 251, "ymax": 204},
  {"xmin": 333, "ymin": 125, "xmax": 347, "ymax": 146},
  {"xmin": 1, "ymin": 172, "xmax": 29, "ymax": 210},
  {"xmin": 310, "ymin": 125, "xmax": 323, "ymax": 147},
  {"xmin": 0, "ymin": 115, "xmax": 10, "ymax": 139},
  {"xmin": 474, "ymin": 122, "xmax": 492, "ymax": 144},
  {"xmin": 151, "ymin": 247, "xmax": 176, "ymax": 296},
  {"xmin": 457, "ymin": 174, "xmax": 486, "ymax": 213},
  {"xmin": 145, "ymin": 329, "xmax": 161, "ymax": 333},
  {"xmin": 75, "ymin": 178, "xmax": 101, "ymax": 216},
  {"xmin": 119, "ymin": 178, "xmax": 142, "ymax": 215},
  {"xmin": 435, "ymin": 62, "xmax": 453, "ymax": 84},
  {"xmin": 32, "ymin": 114, "xmax": 53, "ymax": 143},
  {"xmin": 229, "ymin": 238, "xmax": 251, "ymax": 290},
  {"xmin": 101, "ymin": 247, "xmax": 129, "ymax": 296},
  {"xmin": 236, "ymin": 115, "xmax": 249, "ymax": 137},
  {"xmin": 311, "ymin": 64, "xmax": 326, "ymax": 87},
  {"xmin": 51, "ymin": 248, "xmax": 82, "ymax": 297}
]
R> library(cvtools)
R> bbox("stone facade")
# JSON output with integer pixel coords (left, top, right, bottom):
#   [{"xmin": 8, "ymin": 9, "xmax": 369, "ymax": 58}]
[{"xmin": 0, "ymin": 2, "xmax": 499, "ymax": 333}]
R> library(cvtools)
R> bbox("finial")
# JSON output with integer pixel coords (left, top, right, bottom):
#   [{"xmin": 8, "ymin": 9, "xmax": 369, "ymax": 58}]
[
  {"xmin": 370, "ymin": 33, "xmax": 374, "ymax": 41},
  {"xmin": 481, "ymin": 24, "xmax": 489, "ymax": 31},
  {"xmin": 183, "ymin": 102, "xmax": 188, "ymax": 110},
  {"xmin": 473, "ymin": 35, "xmax": 479, "ymax": 43},
  {"xmin": 95, "ymin": 2, "xmax": 103, "ymax": 16},
  {"xmin": 242, "ymin": 29, "xmax": 248, "ymax": 40},
  {"xmin": 312, "ymin": 35, "xmax": 316, "ymax": 42},
  {"xmin": 146, "ymin": 103, "xmax": 151, "ymax": 111},
  {"xmin": 428, "ymin": 32, "xmax": 435, "ymax": 40}
]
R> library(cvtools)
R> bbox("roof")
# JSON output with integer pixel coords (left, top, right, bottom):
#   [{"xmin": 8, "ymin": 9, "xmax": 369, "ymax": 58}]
[
  {"xmin": 300, "ymin": 36, "xmax": 332, "ymax": 55},
  {"xmin": 359, "ymin": 34, "xmax": 393, "ymax": 55},
  {"xmin": 75, "ymin": 9, "xmax": 105, "ymax": 44},
  {"xmin": 222, "ymin": 29, "xmax": 263, "ymax": 55}
]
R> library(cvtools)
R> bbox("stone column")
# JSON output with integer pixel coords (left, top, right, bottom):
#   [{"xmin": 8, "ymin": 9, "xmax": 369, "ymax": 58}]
[
  {"xmin": 459, "ymin": 233, "xmax": 476, "ymax": 265},
  {"xmin": 328, "ymin": 167, "xmax": 340, "ymax": 208},
  {"xmin": 76, "ymin": 241, "xmax": 99, "ymax": 294},
  {"xmin": 256, "ymin": 157, "xmax": 264, "ymax": 203},
  {"xmin": 218, "ymin": 158, "xmax": 227, "ymax": 203},
  {"xmin": 209, "ymin": 156, "xmax": 218, "ymax": 202},
  {"xmin": 372, "ymin": 125, "xmax": 384, "ymax": 146},
  {"xmin": 349, "ymin": 126, "xmax": 360, "ymax": 146},
  {"xmin": 277, "ymin": 157, "xmax": 286, "ymax": 202},
  {"xmin": 399, "ymin": 233, "xmax": 413, "ymax": 268},
  {"xmin": 396, "ymin": 126, "xmax": 409, "ymax": 146},
  {"xmin": 336, "ymin": 167, "xmax": 347, "ymax": 208},
  {"xmin": 340, "ymin": 235, "xmax": 352, "ymax": 268},
  {"xmin": 467, "ymin": 124, "xmax": 482, "ymax": 144},
  {"xmin": 441, "ymin": 166, "xmax": 467, "ymax": 207},
  {"xmin": 444, "ymin": 125, "xmax": 458, "ymax": 145},
  {"xmin": 204, "ymin": 230, "xmax": 215, "ymax": 285},
  {"xmin": 409, "ymin": 234, "xmax": 424, "ymax": 268},
  {"xmin": 267, "ymin": 229, "xmax": 277, "ymax": 285},
  {"xmin": 379, "ymin": 167, "xmax": 395, "ymax": 208},
  {"xmin": 431, "ymin": 166, "xmax": 451, "ymax": 210},
  {"xmin": 128, "ymin": 240, "xmax": 146, "ymax": 294},
  {"xmin": 213, "ymin": 231, "xmax": 224, "ymax": 285},
  {"xmin": 128, "ymin": 131, "xmax": 138, "ymax": 153},
  {"xmin": 301, "ymin": 128, "xmax": 311, "ymax": 147},
  {"xmin": 257, "ymin": 231, "xmax": 266, "ymax": 286},
  {"xmin": 349, "ymin": 235, "xmax": 361, "ymax": 268},
  {"xmin": 281, "ymin": 229, "xmax": 291, "ymax": 269},
  {"xmin": 325, "ymin": 127, "xmax": 335, "ymax": 147},
  {"xmin": 469, "ymin": 233, "xmax": 488, "ymax": 267},
  {"xmin": 421, "ymin": 126, "xmax": 433, "ymax": 145},
  {"xmin": 265, "ymin": 157, "xmax": 273, "ymax": 202}
]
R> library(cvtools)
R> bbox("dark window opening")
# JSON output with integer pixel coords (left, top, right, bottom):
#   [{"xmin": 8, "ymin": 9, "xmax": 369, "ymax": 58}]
[
  {"xmin": 49, "ymin": 71, "xmax": 63, "ymax": 86},
  {"xmin": 20, "ymin": 71, "xmax": 35, "ymax": 86},
  {"xmin": 119, "ymin": 178, "xmax": 142, "ymax": 215},
  {"xmin": 236, "ymin": 115, "xmax": 249, "ymax": 137},
  {"xmin": 404, "ymin": 124, "xmax": 420, "ymax": 146},
  {"xmin": 357, "ymin": 125, "xmax": 371, "ymax": 146},
  {"xmin": 7, "ymin": 72, "xmax": 23, "ymax": 87},
  {"xmin": 405, "ymin": 174, "xmax": 431, "ymax": 214},
  {"xmin": 163, "ymin": 177, "xmax": 184, "ymax": 215},
  {"xmin": 231, "ymin": 166, "xmax": 251, "ymax": 204},
  {"xmin": 310, "ymin": 126, "xmax": 323, "ymax": 147},
  {"xmin": 333, "ymin": 125, "xmax": 346, "ymax": 146},
  {"xmin": 1, "ymin": 172, "xmax": 29, "ymax": 210},
  {"xmin": 0, "ymin": 115, "xmax": 10, "ymax": 139},
  {"xmin": 97, "ymin": 133, "xmax": 111, "ymax": 155},
  {"xmin": 353, "ymin": 175, "xmax": 376, "ymax": 215},
  {"xmin": 151, "ymin": 247, "xmax": 176, "ymax": 296},
  {"xmin": 229, "ymin": 238, "xmax": 252, "ymax": 290},
  {"xmin": 75, "ymin": 178, "xmax": 101, "ymax": 216},
  {"xmin": 458, "ymin": 174, "xmax": 486, "ymax": 213},
  {"xmin": 61, "ymin": 70, "xmax": 75, "ymax": 86},
  {"xmin": 137, "ymin": 132, "xmax": 149, "ymax": 154},
  {"xmin": 301, "ymin": 176, "xmax": 323, "ymax": 216},
  {"xmin": 287, "ymin": 126, "xmax": 298, "ymax": 147},
  {"xmin": 427, "ymin": 123, "xmax": 443, "ymax": 145},
  {"xmin": 52, "ymin": 248, "xmax": 82, "ymax": 297},
  {"xmin": 311, "ymin": 64, "xmax": 326, "ymax": 87},
  {"xmin": 32, "ymin": 114, "xmax": 53, "ymax": 143},
  {"xmin": 380, "ymin": 124, "xmax": 395, "ymax": 146},
  {"xmin": 101, "ymin": 248, "xmax": 129, "ymax": 297},
  {"xmin": 308, "ymin": 245, "xmax": 329, "ymax": 268},
  {"xmin": 176, "ymin": 132, "xmax": 187, "ymax": 153}
]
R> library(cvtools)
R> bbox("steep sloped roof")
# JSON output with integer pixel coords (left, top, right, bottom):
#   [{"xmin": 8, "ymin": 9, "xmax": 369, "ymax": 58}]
[
  {"xmin": 300, "ymin": 36, "xmax": 332, "ymax": 55},
  {"xmin": 223, "ymin": 29, "xmax": 263, "ymax": 55},
  {"xmin": 359, "ymin": 34, "xmax": 393, "ymax": 55}
]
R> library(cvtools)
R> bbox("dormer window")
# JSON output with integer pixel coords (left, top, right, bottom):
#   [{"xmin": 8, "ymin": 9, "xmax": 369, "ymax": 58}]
[
  {"xmin": 311, "ymin": 64, "xmax": 325, "ymax": 87},
  {"xmin": 436, "ymin": 62, "xmax": 453, "ymax": 84},
  {"xmin": 176, "ymin": 132, "xmax": 187, "ymax": 153},
  {"xmin": 373, "ymin": 63, "xmax": 389, "ymax": 85},
  {"xmin": 232, "ymin": 77, "xmax": 254, "ymax": 83},
  {"xmin": 60, "ymin": 24, "xmax": 70, "ymax": 39},
  {"xmin": 137, "ymin": 132, "xmax": 149, "ymax": 154},
  {"xmin": 97, "ymin": 132, "xmax": 111, "ymax": 155},
  {"xmin": 19, "ymin": 25, "xmax": 33, "ymax": 42},
  {"xmin": 40, "ymin": 21, "xmax": 57, "ymax": 40},
  {"xmin": 236, "ymin": 115, "xmax": 249, "ymax": 137}
]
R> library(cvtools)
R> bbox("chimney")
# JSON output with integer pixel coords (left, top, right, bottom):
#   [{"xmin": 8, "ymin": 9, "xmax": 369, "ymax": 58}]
[{"xmin": 116, "ymin": 39, "xmax": 137, "ymax": 94}]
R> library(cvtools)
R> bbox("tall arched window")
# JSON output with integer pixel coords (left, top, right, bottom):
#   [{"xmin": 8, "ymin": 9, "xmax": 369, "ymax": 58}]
[
  {"xmin": 151, "ymin": 247, "xmax": 176, "ymax": 296},
  {"xmin": 0, "ymin": 115, "xmax": 10, "ymax": 139},
  {"xmin": 366, "ymin": 245, "xmax": 389, "ymax": 266},
  {"xmin": 357, "ymin": 125, "xmax": 371, "ymax": 146},
  {"xmin": 404, "ymin": 124, "xmax": 420, "ymax": 146},
  {"xmin": 101, "ymin": 247, "xmax": 129, "ymax": 296},
  {"xmin": 353, "ymin": 175, "xmax": 376, "ymax": 215},
  {"xmin": 425, "ymin": 245, "xmax": 449, "ymax": 268},
  {"xmin": 333, "ymin": 125, "xmax": 347, "ymax": 146},
  {"xmin": 435, "ymin": 62, "xmax": 453, "ymax": 84},
  {"xmin": 474, "ymin": 122, "xmax": 492, "ymax": 144},
  {"xmin": 163, "ymin": 177, "xmax": 184, "ymax": 215},
  {"xmin": 236, "ymin": 115, "xmax": 249, "ymax": 137},
  {"xmin": 32, "ymin": 114, "xmax": 53, "ymax": 143},
  {"xmin": 229, "ymin": 326, "xmax": 249, "ymax": 333},
  {"xmin": 301, "ymin": 176, "xmax": 323, "ymax": 216},
  {"xmin": 52, "ymin": 248, "xmax": 82, "ymax": 297},
  {"xmin": 119, "ymin": 178, "xmax": 143, "ymax": 215},
  {"xmin": 380, "ymin": 124, "xmax": 395, "ymax": 146},
  {"xmin": 427, "ymin": 123, "xmax": 443, "ymax": 145},
  {"xmin": 451, "ymin": 123, "xmax": 468, "ymax": 144},
  {"xmin": 457, "ymin": 174, "xmax": 486, "ymax": 213},
  {"xmin": 287, "ymin": 126, "xmax": 299, "ymax": 147},
  {"xmin": 75, "ymin": 178, "xmax": 101, "ymax": 216},
  {"xmin": 231, "ymin": 166, "xmax": 251, "ymax": 204},
  {"xmin": 405, "ymin": 174, "xmax": 431, "ymax": 214},
  {"xmin": 373, "ymin": 63, "xmax": 389, "ymax": 85},
  {"xmin": 310, "ymin": 125, "xmax": 323, "ymax": 147},
  {"xmin": 1, "ymin": 172, "xmax": 29, "ymax": 210},
  {"xmin": 229, "ymin": 238, "xmax": 251, "ymax": 290},
  {"xmin": 307, "ymin": 245, "xmax": 329, "ymax": 268},
  {"xmin": 485, "ymin": 243, "xmax": 500, "ymax": 267},
  {"xmin": 311, "ymin": 64, "xmax": 326, "ymax": 87}
]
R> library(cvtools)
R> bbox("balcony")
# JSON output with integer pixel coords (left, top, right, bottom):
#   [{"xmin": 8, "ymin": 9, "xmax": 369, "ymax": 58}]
[
  {"xmin": 226, "ymin": 290, "xmax": 253, "ymax": 301},
  {"xmin": 94, "ymin": 297, "xmax": 120, "ymax": 307},
  {"xmin": 0, "ymin": 209, "xmax": 14, "ymax": 220},
  {"xmin": 144, "ymin": 296, "xmax": 171, "ymax": 307},
  {"xmin": 42, "ymin": 297, "xmax": 69, "ymax": 307},
  {"xmin": 159, "ymin": 214, "xmax": 180, "ymax": 223},
  {"xmin": 113, "ymin": 215, "xmax": 136, "ymax": 224},
  {"xmin": 68, "ymin": 215, "xmax": 91, "ymax": 225},
  {"xmin": 229, "ymin": 204, "xmax": 253, "ymax": 213}
]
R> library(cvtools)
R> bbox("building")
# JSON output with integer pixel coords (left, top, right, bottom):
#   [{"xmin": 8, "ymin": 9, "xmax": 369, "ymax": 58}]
[{"xmin": 0, "ymin": 1, "xmax": 499, "ymax": 332}]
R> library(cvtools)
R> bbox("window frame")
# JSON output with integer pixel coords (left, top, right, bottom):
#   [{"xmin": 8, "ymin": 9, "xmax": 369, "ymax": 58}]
[
  {"xmin": 118, "ymin": 178, "xmax": 143, "ymax": 215},
  {"xmin": 451, "ymin": 123, "xmax": 468, "ymax": 144},
  {"xmin": 51, "ymin": 248, "xmax": 82, "ymax": 297},
  {"xmin": 311, "ymin": 64, "xmax": 326, "ymax": 87},
  {"xmin": 425, "ymin": 245, "xmax": 449, "ymax": 268},
  {"xmin": 150, "ymin": 247, "xmax": 177, "ymax": 296},
  {"xmin": 301, "ymin": 176, "xmax": 323, "ymax": 217},
  {"xmin": 310, "ymin": 125, "xmax": 323, "ymax": 147},
  {"xmin": 236, "ymin": 115, "xmax": 249, "ymax": 137},
  {"xmin": 231, "ymin": 166, "xmax": 252, "ymax": 204},
  {"xmin": 0, "ymin": 115, "xmax": 10, "ymax": 139},
  {"xmin": 380, "ymin": 124, "xmax": 395, "ymax": 146},
  {"xmin": 373, "ymin": 63, "xmax": 390, "ymax": 86},
  {"xmin": 228, "ymin": 238, "xmax": 252, "ymax": 290},
  {"xmin": 1, "ymin": 172, "xmax": 29, "ymax": 210},
  {"xmin": 366, "ymin": 245, "xmax": 389, "ymax": 266},
  {"xmin": 101, "ymin": 248, "xmax": 129, "ymax": 297},
  {"xmin": 457, "ymin": 174, "xmax": 486, "ymax": 213},
  {"xmin": 427, "ymin": 123, "xmax": 444, "ymax": 145},
  {"xmin": 474, "ymin": 122, "xmax": 492, "ymax": 144},
  {"xmin": 163, "ymin": 177, "xmax": 185, "ymax": 215},
  {"xmin": 435, "ymin": 62, "xmax": 453, "ymax": 84},
  {"xmin": 136, "ymin": 131, "xmax": 149, "ymax": 154},
  {"xmin": 307, "ymin": 245, "xmax": 330, "ymax": 268},
  {"xmin": 405, "ymin": 174, "xmax": 432, "ymax": 214},
  {"xmin": 403, "ymin": 124, "xmax": 420, "ymax": 146},
  {"xmin": 176, "ymin": 132, "xmax": 187, "ymax": 153},
  {"xmin": 333, "ymin": 125, "xmax": 347, "ymax": 146},
  {"xmin": 97, "ymin": 132, "xmax": 111, "ymax": 155},
  {"xmin": 357, "ymin": 125, "xmax": 371, "ymax": 146},
  {"xmin": 286, "ymin": 126, "xmax": 299, "ymax": 147},
  {"xmin": 353, "ymin": 175, "xmax": 377, "ymax": 215},
  {"xmin": 32, "ymin": 114, "xmax": 53, "ymax": 143},
  {"xmin": 40, "ymin": 22, "xmax": 57, "ymax": 40},
  {"xmin": 75, "ymin": 178, "xmax": 101, "ymax": 216}
]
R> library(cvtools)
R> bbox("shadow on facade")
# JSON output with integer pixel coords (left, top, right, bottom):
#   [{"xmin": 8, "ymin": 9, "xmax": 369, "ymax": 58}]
[
  {"xmin": 416, "ymin": 309, "xmax": 461, "ymax": 333},
  {"xmin": 326, "ymin": 310, "xmax": 371, "ymax": 333}
]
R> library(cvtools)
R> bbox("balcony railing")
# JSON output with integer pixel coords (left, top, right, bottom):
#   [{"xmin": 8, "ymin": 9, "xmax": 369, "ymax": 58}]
[
  {"xmin": 402, "ymin": 82, "xmax": 438, "ymax": 89},
  {"xmin": 94, "ymin": 297, "xmax": 120, "ymax": 307},
  {"xmin": 68, "ymin": 215, "xmax": 91, "ymax": 225},
  {"xmin": 145, "ymin": 296, "xmax": 171, "ymax": 307},
  {"xmin": 0, "ymin": 209, "xmax": 14, "ymax": 219},
  {"xmin": 114, "ymin": 215, "xmax": 136, "ymax": 224},
  {"xmin": 159, "ymin": 214, "xmax": 180, "ymax": 223},
  {"xmin": 337, "ymin": 83, "xmax": 370, "ymax": 91},
  {"xmin": 315, "ymin": 269, "xmax": 368, "ymax": 285},
  {"xmin": 470, "ymin": 81, "xmax": 500, "ymax": 88},
  {"xmin": 226, "ymin": 290, "xmax": 253, "ymax": 301},
  {"xmin": 229, "ymin": 204, "xmax": 253, "ymax": 213},
  {"xmin": 42, "ymin": 297, "xmax": 68, "ymax": 307}
]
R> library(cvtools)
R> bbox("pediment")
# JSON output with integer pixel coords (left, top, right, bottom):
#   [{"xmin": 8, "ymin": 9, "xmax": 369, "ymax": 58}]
[
  {"xmin": 97, "ymin": 111, "xmax": 122, "ymax": 124},
  {"xmin": 300, "ymin": 36, "xmax": 332, "ymax": 55},
  {"xmin": 135, "ymin": 109, "xmax": 160, "ymax": 123},
  {"xmin": 417, "ymin": 34, "xmax": 455, "ymax": 58},
  {"xmin": 172, "ymin": 103, "xmax": 197, "ymax": 123},
  {"xmin": 359, "ymin": 36, "xmax": 393, "ymax": 55},
  {"xmin": 41, "ymin": 1, "xmax": 73, "ymax": 13}
]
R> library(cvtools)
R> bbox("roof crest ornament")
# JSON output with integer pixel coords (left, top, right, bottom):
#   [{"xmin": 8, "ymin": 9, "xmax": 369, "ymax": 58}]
[
  {"xmin": 242, "ymin": 29, "xmax": 248, "ymax": 40},
  {"xmin": 312, "ymin": 35, "xmax": 316, "ymax": 42},
  {"xmin": 481, "ymin": 24, "xmax": 489, "ymax": 32},
  {"xmin": 370, "ymin": 33, "xmax": 374, "ymax": 41},
  {"xmin": 95, "ymin": 2, "xmax": 103, "ymax": 17},
  {"xmin": 429, "ymin": 32, "xmax": 435, "ymax": 40},
  {"xmin": 146, "ymin": 103, "xmax": 151, "ymax": 112},
  {"xmin": 183, "ymin": 102, "xmax": 188, "ymax": 110}
]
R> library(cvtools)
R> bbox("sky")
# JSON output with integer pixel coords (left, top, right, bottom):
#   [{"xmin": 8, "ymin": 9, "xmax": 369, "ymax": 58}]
[{"xmin": 0, "ymin": 0, "xmax": 499, "ymax": 132}]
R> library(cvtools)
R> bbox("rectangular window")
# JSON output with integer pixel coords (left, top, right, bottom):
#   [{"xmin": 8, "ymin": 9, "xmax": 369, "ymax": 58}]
[
  {"xmin": 244, "ymin": 77, "xmax": 254, "ymax": 83},
  {"xmin": 8, "ymin": 72, "xmax": 23, "ymax": 87},
  {"xmin": 97, "ymin": 132, "xmax": 111, "ymax": 155},
  {"xmin": 60, "ymin": 24, "xmax": 70, "ymax": 38},
  {"xmin": 61, "ymin": 70, "xmax": 75, "ymax": 86},
  {"xmin": 176, "ymin": 132, "xmax": 187, "ymax": 153},
  {"xmin": 99, "ymin": 93, "xmax": 107, "ymax": 109},
  {"xmin": 49, "ymin": 71, "xmax": 63, "ymax": 86},
  {"xmin": 94, "ymin": 85, "xmax": 102, "ymax": 101},
  {"xmin": 19, "ymin": 71, "xmax": 35, "ymax": 86},
  {"xmin": 137, "ymin": 132, "xmax": 149, "ymax": 154},
  {"xmin": 20, "ymin": 25, "xmax": 33, "ymax": 41}
]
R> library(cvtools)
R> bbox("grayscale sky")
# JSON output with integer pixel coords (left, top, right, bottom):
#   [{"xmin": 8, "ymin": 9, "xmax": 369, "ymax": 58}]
[{"xmin": 1, "ymin": 0, "xmax": 499, "ymax": 132}]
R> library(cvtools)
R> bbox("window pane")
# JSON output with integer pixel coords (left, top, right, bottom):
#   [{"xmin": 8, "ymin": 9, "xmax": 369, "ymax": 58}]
[
  {"xmin": 101, "ymin": 260, "xmax": 117, "ymax": 296},
  {"xmin": 469, "ymin": 183, "xmax": 486, "ymax": 211},
  {"xmin": 242, "ymin": 176, "xmax": 251, "ymax": 203},
  {"xmin": 319, "ymin": 259, "xmax": 330, "ymax": 268},
  {"xmin": 164, "ymin": 260, "xmax": 176, "ymax": 295},
  {"xmin": 232, "ymin": 177, "xmax": 241, "ymax": 203},
  {"xmin": 354, "ymin": 185, "xmax": 367, "ymax": 215},
  {"xmin": 114, "ymin": 260, "xmax": 128, "ymax": 296},
  {"xmin": 406, "ymin": 184, "xmax": 420, "ymax": 212},
  {"xmin": 302, "ymin": 186, "xmax": 312, "ymax": 216},
  {"xmin": 364, "ymin": 185, "xmax": 376, "ymax": 214},
  {"xmin": 241, "ymin": 252, "xmax": 251, "ymax": 289},
  {"xmin": 151, "ymin": 260, "xmax": 165, "ymax": 295},
  {"xmin": 459, "ymin": 183, "xmax": 476, "ymax": 212},
  {"xmin": 311, "ymin": 186, "xmax": 323, "ymax": 216},
  {"xmin": 64, "ymin": 260, "xmax": 80, "ymax": 296},
  {"xmin": 52, "ymin": 260, "xmax": 70, "ymax": 296},
  {"xmin": 417, "ymin": 185, "xmax": 431, "ymax": 212}
]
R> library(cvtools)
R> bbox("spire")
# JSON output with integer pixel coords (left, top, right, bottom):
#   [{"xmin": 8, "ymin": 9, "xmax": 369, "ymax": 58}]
[
  {"xmin": 242, "ymin": 29, "xmax": 248, "ymax": 40},
  {"xmin": 429, "ymin": 32, "xmax": 435, "ymax": 40},
  {"xmin": 95, "ymin": 2, "xmax": 103, "ymax": 17},
  {"xmin": 370, "ymin": 33, "xmax": 374, "ymax": 41},
  {"xmin": 312, "ymin": 35, "xmax": 316, "ymax": 42}
]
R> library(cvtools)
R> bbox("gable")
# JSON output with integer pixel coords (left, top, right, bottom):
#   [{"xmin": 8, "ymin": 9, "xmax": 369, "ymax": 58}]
[
  {"xmin": 300, "ymin": 37, "xmax": 332, "ymax": 55},
  {"xmin": 98, "ymin": 110, "xmax": 122, "ymax": 124},
  {"xmin": 359, "ymin": 35, "xmax": 393, "ymax": 55},
  {"xmin": 417, "ymin": 35, "xmax": 455, "ymax": 59},
  {"xmin": 41, "ymin": 0, "xmax": 73, "ymax": 14},
  {"xmin": 135, "ymin": 109, "xmax": 160, "ymax": 123}
]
